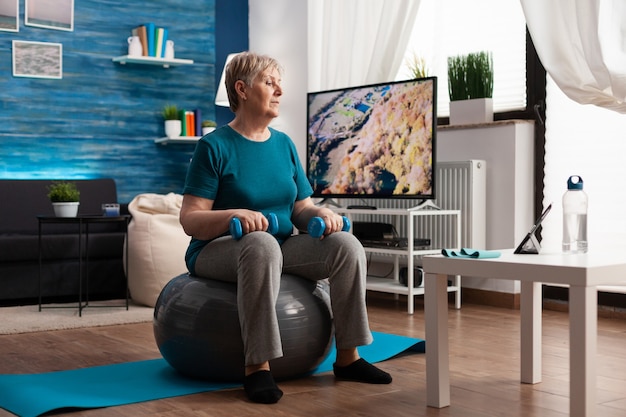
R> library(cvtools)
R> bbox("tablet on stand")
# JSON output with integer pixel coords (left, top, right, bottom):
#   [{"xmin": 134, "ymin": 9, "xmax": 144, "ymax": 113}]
[{"xmin": 514, "ymin": 203, "xmax": 552, "ymax": 254}]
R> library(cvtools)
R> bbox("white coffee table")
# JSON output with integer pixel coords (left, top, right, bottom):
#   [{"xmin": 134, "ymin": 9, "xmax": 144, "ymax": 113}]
[{"xmin": 422, "ymin": 249, "xmax": 626, "ymax": 417}]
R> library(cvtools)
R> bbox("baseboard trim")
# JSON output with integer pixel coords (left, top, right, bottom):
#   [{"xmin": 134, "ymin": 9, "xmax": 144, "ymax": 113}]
[
  {"xmin": 461, "ymin": 287, "xmax": 520, "ymax": 309},
  {"xmin": 369, "ymin": 286, "xmax": 626, "ymax": 317},
  {"xmin": 461, "ymin": 287, "xmax": 626, "ymax": 318}
]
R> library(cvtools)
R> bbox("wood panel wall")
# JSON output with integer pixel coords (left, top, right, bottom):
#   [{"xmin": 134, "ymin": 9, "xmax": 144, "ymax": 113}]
[{"xmin": 0, "ymin": 0, "xmax": 225, "ymax": 202}]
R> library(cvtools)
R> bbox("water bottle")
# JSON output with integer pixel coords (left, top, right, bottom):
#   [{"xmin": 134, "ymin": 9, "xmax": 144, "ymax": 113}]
[{"xmin": 562, "ymin": 175, "xmax": 588, "ymax": 253}]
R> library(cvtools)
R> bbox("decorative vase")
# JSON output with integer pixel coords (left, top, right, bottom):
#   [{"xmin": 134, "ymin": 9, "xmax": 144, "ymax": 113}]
[
  {"xmin": 164, "ymin": 120, "xmax": 182, "ymax": 138},
  {"xmin": 52, "ymin": 202, "xmax": 80, "ymax": 217},
  {"xmin": 202, "ymin": 126, "xmax": 215, "ymax": 135},
  {"xmin": 165, "ymin": 40, "xmax": 175, "ymax": 59},
  {"xmin": 449, "ymin": 98, "xmax": 493, "ymax": 126},
  {"xmin": 127, "ymin": 36, "xmax": 142, "ymax": 56}
]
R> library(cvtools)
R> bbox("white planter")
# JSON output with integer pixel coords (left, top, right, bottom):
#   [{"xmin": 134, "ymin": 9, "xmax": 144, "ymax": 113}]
[
  {"xmin": 449, "ymin": 98, "xmax": 493, "ymax": 126},
  {"xmin": 52, "ymin": 202, "xmax": 80, "ymax": 217},
  {"xmin": 164, "ymin": 120, "xmax": 182, "ymax": 138},
  {"xmin": 202, "ymin": 126, "xmax": 215, "ymax": 135}
]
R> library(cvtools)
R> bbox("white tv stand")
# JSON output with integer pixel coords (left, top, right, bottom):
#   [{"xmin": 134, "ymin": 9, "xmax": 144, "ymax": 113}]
[{"xmin": 333, "ymin": 207, "xmax": 462, "ymax": 314}]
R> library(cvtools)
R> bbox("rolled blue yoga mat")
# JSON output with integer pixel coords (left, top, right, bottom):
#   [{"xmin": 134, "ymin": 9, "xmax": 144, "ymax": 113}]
[{"xmin": 0, "ymin": 331, "xmax": 424, "ymax": 417}]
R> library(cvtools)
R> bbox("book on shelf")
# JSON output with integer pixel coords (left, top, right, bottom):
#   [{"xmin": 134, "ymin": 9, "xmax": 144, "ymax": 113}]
[
  {"xmin": 194, "ymin": 109, "xmax": 202, "ymax": 137},
  {"xmin": 130, "ymin": 24, "xmax": 172, "ymax": 59},
  {"xmin": 178, "ymin": 110, "xmax": 194, "ymax": 136},
  {"xmin": 161, "ymin": 28, "xmax": 168, "ymax": 58},
  {"xmin": 179, "ymin": 109, "xmax": 187, "ymax": 136},
  {"xmin": 155, "ymin": 27, "xmax": 168, "ymax": 59},
  {"xmin": 176, "ymin": 109, "xmax": 204, "ymax": 137},
  {"xmin": 131, "ymin": 25, "xmax": 148, "ymax": 56},
  {"xmin": 145, "ymin": 22, "xmax": 156, "ymax": 57},
  {"xmin": 186, "ymin": 111, "xmax": 195, "ymax": 136}
]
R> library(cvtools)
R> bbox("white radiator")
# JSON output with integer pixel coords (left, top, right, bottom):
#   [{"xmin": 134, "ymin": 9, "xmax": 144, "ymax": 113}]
[{"xmin": 336, "ymin": 160, "xmax": 487, "ymax": 251}]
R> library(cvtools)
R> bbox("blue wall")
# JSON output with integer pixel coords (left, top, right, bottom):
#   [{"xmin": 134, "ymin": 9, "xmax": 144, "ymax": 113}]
[
  {"xmin": 215, "ymin": 0, "xmax": 248, "ymax": 127},
  {"xmin": 0, "ymin": 0, "xmax": 248, "ymax": 202}
]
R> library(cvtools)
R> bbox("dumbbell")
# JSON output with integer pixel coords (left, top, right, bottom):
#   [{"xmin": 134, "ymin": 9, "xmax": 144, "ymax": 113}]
[
  {"xmin": 230, "ymin": 213, "xmax": 279, "ymax": 240},
  {"xmin": 307, "ymin": 215, "xmax": 351, "ymax": 238}
]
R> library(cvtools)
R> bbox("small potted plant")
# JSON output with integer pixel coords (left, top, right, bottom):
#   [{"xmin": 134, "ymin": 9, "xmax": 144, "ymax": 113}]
[
  {"xmin": 447, "ymin": 50, "xmax": 494, "ymax": 125},
  {"xmin": 406, "ymin": 52, "xmax": 430, "ymax": 79},
  {"xmin": 162, "ymin": 104, "xmax": 181, "ymax": 138},
  {"xmin": 47, "ymin": 181, "xmax": 80, "ymax": 217},
  {"xmin": 201, "ymin": 120, "xmax": 217, "ymax": 135}
]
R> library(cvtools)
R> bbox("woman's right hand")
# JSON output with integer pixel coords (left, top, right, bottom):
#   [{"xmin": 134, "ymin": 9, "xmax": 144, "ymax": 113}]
[
  {"xmin": 229, "ymin": 210, "xmax": 271, "ymax": 235},
  {"xmin": 181, "ymin": 194, "xmax": 272, "ymax": 240}
]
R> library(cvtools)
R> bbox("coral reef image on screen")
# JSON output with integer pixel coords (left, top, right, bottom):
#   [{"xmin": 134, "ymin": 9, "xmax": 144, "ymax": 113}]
[{"xmin": 307, "ymin": 79, "xmax": 434, "ymax": 197}]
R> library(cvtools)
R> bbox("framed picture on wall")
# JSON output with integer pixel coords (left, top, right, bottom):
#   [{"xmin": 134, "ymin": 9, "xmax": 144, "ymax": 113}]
[
  {"xmin": 0, "ymin": 0, "xmax": 19, "ymax": 32},
  {"xmin": 25, "ymin": 0, "xmax": 73, "ymax": 31},
  {"xmin": 12, "ymin": 40, "xmax": 63, "ymax": 79}
]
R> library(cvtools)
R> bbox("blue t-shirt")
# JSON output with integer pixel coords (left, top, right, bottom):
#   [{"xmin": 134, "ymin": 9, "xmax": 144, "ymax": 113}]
[{"xmin": 182, "ymin": 125, "xmax": 313, "ymax": 274}]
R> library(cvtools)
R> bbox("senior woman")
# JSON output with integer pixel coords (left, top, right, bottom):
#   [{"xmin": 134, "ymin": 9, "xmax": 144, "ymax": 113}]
[{"xmin": 179, "ymin": 51, "xmax": 391, "ymax": 404}]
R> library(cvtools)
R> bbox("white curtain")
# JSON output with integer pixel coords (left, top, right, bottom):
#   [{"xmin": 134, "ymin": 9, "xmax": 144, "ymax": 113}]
[
  {"xmin": 521, "ymin": 0, "xmax": 626, "ymax": 114},
  {"xmin": 541, "ymin": 77, "xmax": 626, "ymax": 251},
  {"xmin": 308, "ymin": 0, "xmax": 421, "ymax": 92},
  {"xmin": 521, "ymin": 0, "xmax": 626, "ymax": 251}
]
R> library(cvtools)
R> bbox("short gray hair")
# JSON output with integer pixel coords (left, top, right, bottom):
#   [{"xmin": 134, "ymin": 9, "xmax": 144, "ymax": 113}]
[{"xmin": 224, "ymin": 51, "xmax": 283, "ymax": 112}]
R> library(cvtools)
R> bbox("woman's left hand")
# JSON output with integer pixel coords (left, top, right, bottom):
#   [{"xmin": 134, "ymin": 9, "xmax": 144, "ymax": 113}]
[
  {"xmin": 316, "ymin": 210, "xmax": 346, "ymax": 237},
  {"xmin": 292, "ymin": 198, "xmax": 347, "ymax": 239}
]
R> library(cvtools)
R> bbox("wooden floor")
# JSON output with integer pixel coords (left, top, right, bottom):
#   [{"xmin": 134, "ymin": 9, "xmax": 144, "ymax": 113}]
[{"xmin": 1, "ymin": 293, "xmax": 626, "ymax": 417}]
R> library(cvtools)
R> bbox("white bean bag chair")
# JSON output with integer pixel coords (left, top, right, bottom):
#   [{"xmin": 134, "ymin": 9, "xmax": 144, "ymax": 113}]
[{"xmin": 125, "ymin": 193, "xmax": 189, "ymax": 307}]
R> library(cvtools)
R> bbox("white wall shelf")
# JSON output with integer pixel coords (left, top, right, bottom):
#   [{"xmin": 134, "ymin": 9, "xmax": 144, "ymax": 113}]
[
  {"xmin": 112, "ymin": 55, "xmax": 194, "ymax": 68},
  {"xmin": 334, "ymin": 207, "xmax": 462, "ymax": 314},
  {"xmin": 155, "ymin": 136, "xmax": 200, "ymax": 145}
]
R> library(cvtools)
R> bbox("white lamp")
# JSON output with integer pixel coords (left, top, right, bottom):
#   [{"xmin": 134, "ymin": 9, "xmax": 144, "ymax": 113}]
[{"xmin": 215, "ymin": 53, "xmax": 239, "ymax": 107}]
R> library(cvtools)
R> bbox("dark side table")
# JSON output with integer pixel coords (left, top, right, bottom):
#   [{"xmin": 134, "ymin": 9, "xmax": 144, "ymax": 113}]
[{"xmin": 37, "ymin": 215, "xmax": 131, "ymax": 317}]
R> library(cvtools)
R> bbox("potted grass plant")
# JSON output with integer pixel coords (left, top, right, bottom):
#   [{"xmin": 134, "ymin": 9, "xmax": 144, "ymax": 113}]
[
  {"xmin": 201, "ymin": 120, "xmax": 217, "ymax": 135},
  {"xmin": 162, "ymin": 104, "xmax": 181, "ymax": 138},
  {"xmin": 47, "ymin": 181, "xmax": 80, "ymax": 217},
  {"xmin": 407, "ymin": 53, "xmax": 430, "ymax": 79},
  {"xmin": 447, "ymin": 51, "xmax": 494, "ymax": 125}
]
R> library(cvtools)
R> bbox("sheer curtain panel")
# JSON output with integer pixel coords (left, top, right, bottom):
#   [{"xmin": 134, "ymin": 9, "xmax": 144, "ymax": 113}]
[
  {"xmin": 308, "ymin": 0, "xmax": 420, "ymax": 92},
  {"xmin": 541, "ymin": 78, "xmax": 626, "ymax": 251},
  {"xmin": 522, "ymin": 0, "xmax": 626, "ymax": 250},
  {"xmin": 521, "ymin": 0, "xmax": 626, "ymax": 113}
]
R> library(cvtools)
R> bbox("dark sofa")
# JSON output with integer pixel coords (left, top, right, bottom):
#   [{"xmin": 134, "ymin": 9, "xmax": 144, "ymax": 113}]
[{"xmin": 0, "ymin": 179, "xmax": 128, "ymax": 306}]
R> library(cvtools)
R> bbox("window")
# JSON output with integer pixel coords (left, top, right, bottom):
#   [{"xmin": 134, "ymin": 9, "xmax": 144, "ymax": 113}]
[
  {"xmin": 396, "ymin": 0, "xmax": 527, "ymax": 117},
  {"xmin": 541, "ymin": 77, "xmax": 626, "ymax": 252}
]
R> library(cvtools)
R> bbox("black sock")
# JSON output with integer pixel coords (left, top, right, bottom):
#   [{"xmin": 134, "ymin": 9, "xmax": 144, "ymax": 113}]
[
  {"xmin": 333, "ymin": 358, "xmax": 392, "ymax": 384},
  {"xmin": 243, "ymin": 370, "xmax": 283, "ymax": 404}
]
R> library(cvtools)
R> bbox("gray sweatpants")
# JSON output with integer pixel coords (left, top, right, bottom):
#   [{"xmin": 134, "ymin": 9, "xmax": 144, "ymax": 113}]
[{"xmin": 194, "ymin": 231, "xmax": 374, "ymax": 366}]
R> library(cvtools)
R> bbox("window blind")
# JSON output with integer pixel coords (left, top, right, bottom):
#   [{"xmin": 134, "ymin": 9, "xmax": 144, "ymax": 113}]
[{"xmin": 396, "ymin": 0, "xmax": 527, "ymax": 116}]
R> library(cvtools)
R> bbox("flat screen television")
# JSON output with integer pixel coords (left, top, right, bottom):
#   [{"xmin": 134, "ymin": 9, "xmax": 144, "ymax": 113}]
[{"xmin": 306, "ymin": 76, "xmax": 437, "ymax": 201}]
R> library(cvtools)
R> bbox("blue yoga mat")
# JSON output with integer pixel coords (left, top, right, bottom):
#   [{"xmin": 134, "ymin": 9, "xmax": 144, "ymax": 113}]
[{"xmin": 0, "ymin": 332, "xmax": 424, "ymax": 417}]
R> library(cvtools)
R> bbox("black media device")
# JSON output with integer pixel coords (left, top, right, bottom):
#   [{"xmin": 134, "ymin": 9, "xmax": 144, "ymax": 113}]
[
  {"xmin": 352, "ymin": 221, "xmax": 394, "ymax": 240},
  {"xmin": 306, "ymin": 77, "xmax": 437, "ymax": 204},
  {"xmin": 346, "ymin": 205, "xmax": 377, "ymax": 210},
  {"xmin": 514, "ymin": 203, "xmax": 552, "ymax": 254},
  {"xmin": 352, "ymin": 221, "xmax": 431, "ymax": 249},
  {"xmin": 399, "ymin": 267, "xmax": 423, "ymax": 288}
]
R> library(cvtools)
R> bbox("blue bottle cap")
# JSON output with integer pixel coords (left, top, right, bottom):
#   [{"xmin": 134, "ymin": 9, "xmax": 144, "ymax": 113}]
[{"xmin": 567, "ymin": 175, "xmax": 583, "ymax": 190}]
